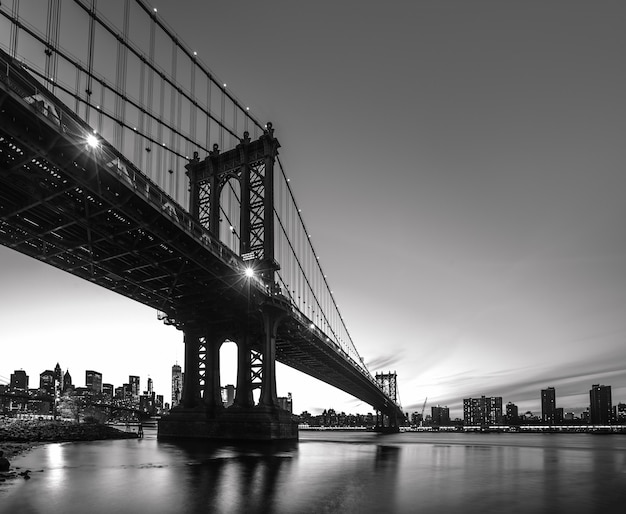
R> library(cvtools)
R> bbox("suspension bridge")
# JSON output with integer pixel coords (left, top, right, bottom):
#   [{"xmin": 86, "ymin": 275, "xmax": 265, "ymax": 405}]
[{"xmin": 0, "ymin": 0, "xmax": 404, "ymax": 439}]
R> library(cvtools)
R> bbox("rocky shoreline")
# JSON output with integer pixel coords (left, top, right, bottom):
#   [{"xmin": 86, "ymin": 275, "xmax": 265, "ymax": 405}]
[{"xmin": 0, "ymin": 418, "xmax": 138, "ymax": 461}]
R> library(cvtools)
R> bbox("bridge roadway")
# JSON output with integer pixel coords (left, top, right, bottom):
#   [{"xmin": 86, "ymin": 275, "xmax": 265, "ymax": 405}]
[{"xmin": 0, "ymin": 52, "xmax": 404, "ymax": 421}]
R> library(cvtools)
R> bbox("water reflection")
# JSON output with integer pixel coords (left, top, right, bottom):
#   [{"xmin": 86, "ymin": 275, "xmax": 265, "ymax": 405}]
[
  {"xmin": 2, "ymin": 432, "xmax": 626, "ymax": 513},
  {"xmin": 168, "ymin": 440, "xmax": 297, "ymax": 513}
]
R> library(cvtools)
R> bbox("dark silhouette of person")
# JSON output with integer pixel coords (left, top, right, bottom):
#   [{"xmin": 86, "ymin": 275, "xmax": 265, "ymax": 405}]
[{"xmin": 0, "ymin": 450, "xmax": 10, "ymax": 471}]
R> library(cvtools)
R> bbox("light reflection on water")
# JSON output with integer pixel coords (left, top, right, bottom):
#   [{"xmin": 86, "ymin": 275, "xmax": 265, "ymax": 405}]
[{"xmin": 1, "ymin": 430, "xmax": 626, "ymax": 513}]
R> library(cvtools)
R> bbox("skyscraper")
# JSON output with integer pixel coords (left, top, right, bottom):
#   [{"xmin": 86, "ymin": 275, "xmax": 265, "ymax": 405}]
[
  {"xmin": 39, "ymin": 370, "xmax": 55, "ymax": 395},
  {"xmin": 85, "ymin": 370, "xmax": 102, "ymax": 394},
  {"xmin": 590, "ymin": 384, "xmax": 612, "ymax": 425},
  {"xmin": 54, "ymin": 363, "xmax": 63, "ymax": 391},
  {"xmin": 172, "ymin": 364, "xmax": 183, "ymax": 407},
  {"xmin": 541, "ymin": 387, "xmax": 556, "ymax": 425},
  {"xmin": 129, "ymin": 375, "xmax": 140, "ymax": 400},
  {"xmin": 63, "ymin": 370, "xmax": 73, "ymax": 392}
]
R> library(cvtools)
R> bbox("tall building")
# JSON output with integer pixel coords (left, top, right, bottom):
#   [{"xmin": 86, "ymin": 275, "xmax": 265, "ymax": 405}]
[
  {"xmin": 85, "ymin": 370, "xmax": 103, "ymax": 394},
  {"xmin": 590, "ymin": 384, "xmax": 612, "ymax": 425},
  {"xmin": 147, "ymin": 377, "xmax": 153, "ymax": 395},
  {"xmin": 431, "ymin": 405, "xmax": 450, "ymax": 426},
  {"xmin": 463, "ymin": 396, "xmax": 503, "ymax": 426},
  {"xmin": 54, "ymin": 363, "xmax": 63, "ymax": 391},
  {"xmin": 10, "ymin": 370, "xmax": 28, "ymax": 391},
  {"xmin": 39, "ymin": 370, "xmax": 55, "ymax": 395},
  {"xmin": 63, "ymin": 370, "xmax": 73, "ymax": 392},
  {"xmin": 129, "ymin": 375, "xmax": 140, "ymax": 399},
  {"xmin": 541, "ymin": 387, "xmax": 557, "ymax": 425},
  {"xmin": 171, "ymin": 364, "xmax": 183, "ymax": 407},
  {"xmin": 505, "ymin": 402, "xmax": 519, "ymax": 425}
]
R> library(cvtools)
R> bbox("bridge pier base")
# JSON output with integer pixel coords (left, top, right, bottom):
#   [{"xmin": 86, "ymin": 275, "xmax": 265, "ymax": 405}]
[{"xmin": 158, "ymin": 406, "xmax": 298, "ymax": 441}]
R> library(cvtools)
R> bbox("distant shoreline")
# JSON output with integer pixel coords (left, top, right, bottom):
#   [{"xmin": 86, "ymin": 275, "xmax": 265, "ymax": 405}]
[{"xmin": 299, "ymin": 425, "xmax": 626, "ymax": 434}]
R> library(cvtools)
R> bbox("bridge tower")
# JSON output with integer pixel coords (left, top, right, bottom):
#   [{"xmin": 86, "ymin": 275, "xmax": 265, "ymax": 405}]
[
  {"xmin": 159, "ymin": 124, "xmax": 297, "ymax": 440},
  {"xmin": 375, "ymin": 372, "xmax": 402, "ymax": 433}
]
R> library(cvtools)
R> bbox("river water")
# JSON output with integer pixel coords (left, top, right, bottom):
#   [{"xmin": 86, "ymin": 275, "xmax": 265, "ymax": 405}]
[{"xmin": 1, "ymin": 427, "xmax": 626, "ymax": 513}]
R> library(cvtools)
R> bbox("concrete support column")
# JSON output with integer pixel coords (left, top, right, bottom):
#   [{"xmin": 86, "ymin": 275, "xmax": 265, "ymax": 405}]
[
  {"xmin": 203, "ymin": 335, "xmax": 223, "ymax": 416},
  {"xmin": 234, "ymin": 335, "xmax": 254, "ymax": 407},
  {"xmin": 259, "ymin": 308, "xmax": 280, "ymax": 408},
  {"xmin": 182, "ymin": 328, "xmax": 201, "ymax": 409}
]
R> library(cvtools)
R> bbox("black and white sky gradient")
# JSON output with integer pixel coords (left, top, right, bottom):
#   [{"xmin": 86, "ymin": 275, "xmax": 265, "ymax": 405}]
[{"xmin": 2, "ymin": 1, "xmax": 625, "ymax": 418}]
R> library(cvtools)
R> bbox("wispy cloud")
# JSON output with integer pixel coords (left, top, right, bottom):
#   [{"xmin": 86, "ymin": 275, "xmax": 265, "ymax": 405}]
[{"xmin": 366, "ymin": 351, "xmax": 406, "ymax": 371}]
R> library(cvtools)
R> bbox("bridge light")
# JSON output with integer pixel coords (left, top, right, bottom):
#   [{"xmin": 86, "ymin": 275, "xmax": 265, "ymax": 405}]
[
  {"xmin": 309, "ymin": 323, "xmax": 315, "ymax": 330},
  {"xmin": 244, "ymin": 267, "xmax": 254, "ymax": 278},
  {"xmin": 86, "ymin": 133, "xmax": 99, "ymax": 149}
]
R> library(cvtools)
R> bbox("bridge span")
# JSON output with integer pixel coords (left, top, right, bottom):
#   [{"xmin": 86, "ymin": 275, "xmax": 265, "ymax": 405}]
[{"xmin": 0, "ymin": 0, "xmax": 404, "ymax": 439}]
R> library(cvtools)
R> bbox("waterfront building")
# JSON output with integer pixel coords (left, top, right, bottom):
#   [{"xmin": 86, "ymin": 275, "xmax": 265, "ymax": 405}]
[
  {"xmin": 541, "ymin": 387, "xmax": 557, "ymax": 424},
  {"xmin": 39, "ymin": 370, "xmax": 55, "ymax": 395},
  {"xmin": 589, "ymin": 384, "xmax": 612, "ymax": 425},
  {"xmin": 410, "ymin": 411, "xmax": 423, "ymax": 426},
  {"xmin": 505, "ymin": 402, "xmax": 519, "ymax": 425},
  {"xmin": 85, "ymin": 370, "xmax": 103, "ymax": 394},
  {"xmin": 114, "ymin": 386, "xmax": 125, "ymax": 400},
  {"xmin": 9, "ymin": 370, "xmax": 28, "ymax": 391},
  {"xmin": 463, "ymin": 396, "xmax": 503, "ymax": 426},
  {"xmin": 616, "ymin": 403, "xmax": 626, "ymax": 423},
  {"xmin": 431, "ymin": 405, "xmax": 450, "ymax": 426},
  {"xmin": 555, "ymin": 407, "xmax": 564, "ymax": 424},
  {"xmin": 171, "ymin": 364, "xmax": 183, "ymax": 407}
]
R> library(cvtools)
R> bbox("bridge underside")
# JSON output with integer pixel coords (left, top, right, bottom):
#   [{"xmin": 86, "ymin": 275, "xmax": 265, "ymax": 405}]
[{"xmin": 0, "ymin": 61, "xmax": 404, "ymax": 438}]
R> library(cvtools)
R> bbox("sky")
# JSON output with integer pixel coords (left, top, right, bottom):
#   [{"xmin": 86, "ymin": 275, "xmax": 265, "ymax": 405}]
[{"xmin": 2, "ymin": 0, "xmax": 626, "ymax": 419}]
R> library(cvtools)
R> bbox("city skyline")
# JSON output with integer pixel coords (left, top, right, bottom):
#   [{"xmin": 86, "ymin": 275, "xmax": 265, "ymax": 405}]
[
  {"xmin": 2, "ymin": 361, "xmax": 623, "ymax": 421},
  {"xmin": 2, "ymin": 1, "xmax": 626, "ymax": 418}
]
